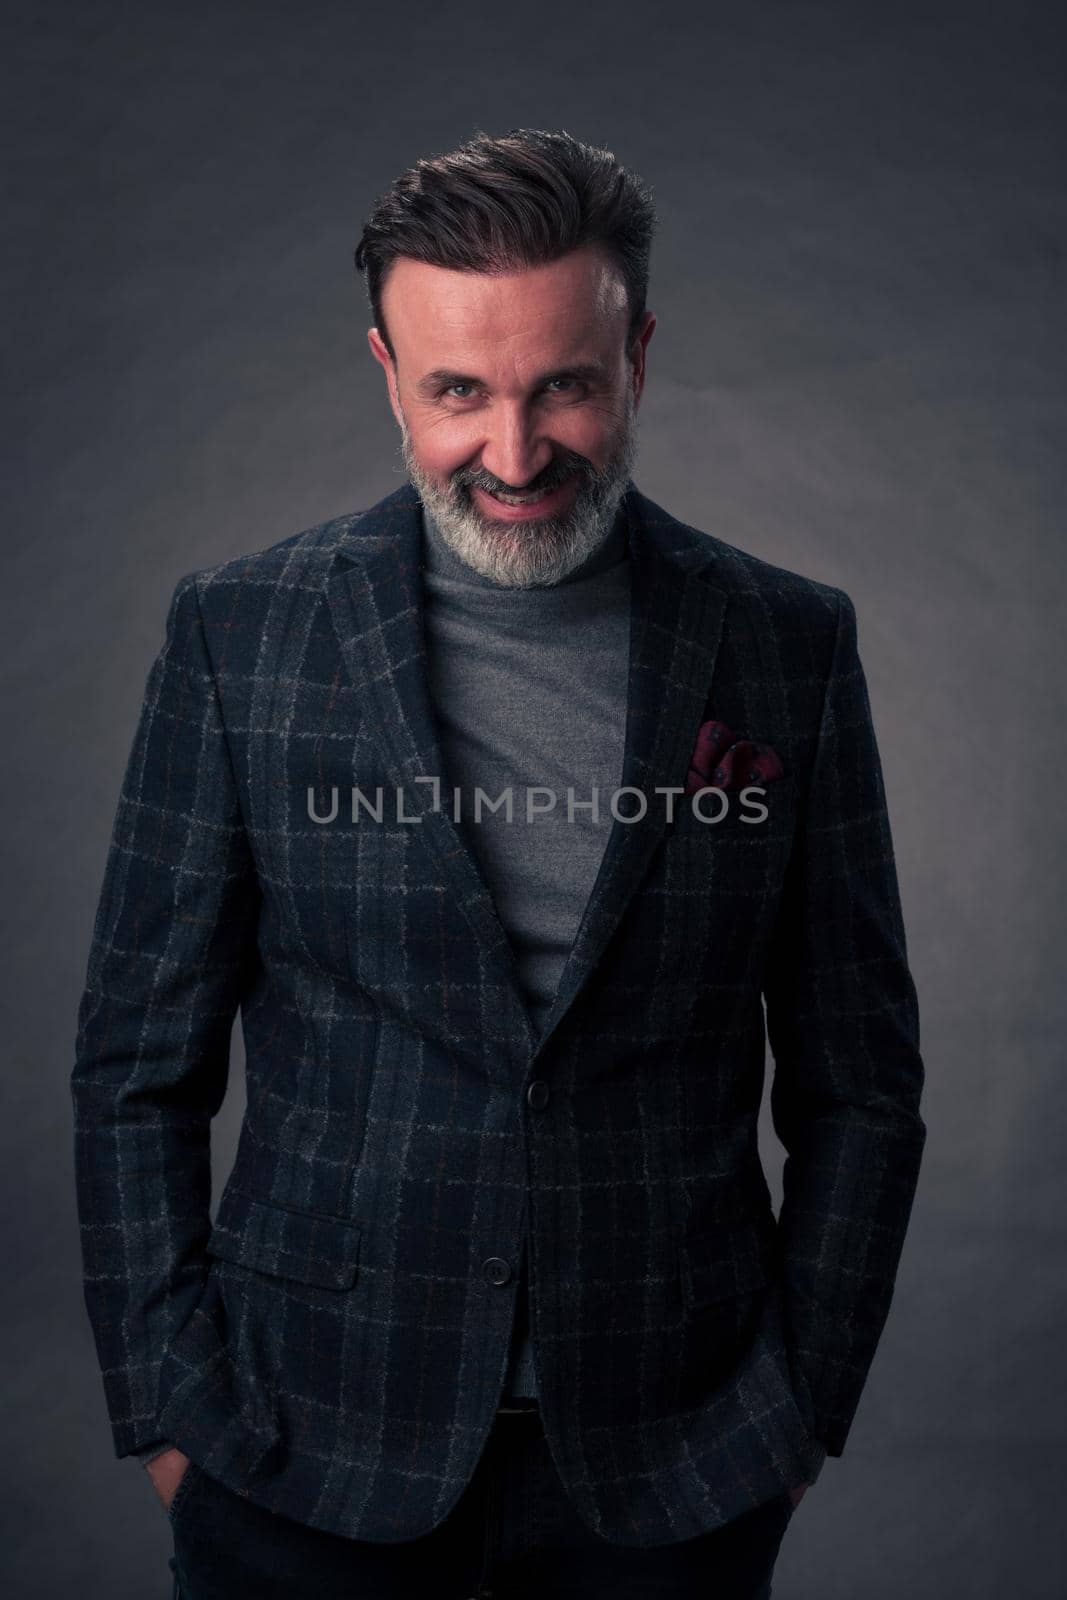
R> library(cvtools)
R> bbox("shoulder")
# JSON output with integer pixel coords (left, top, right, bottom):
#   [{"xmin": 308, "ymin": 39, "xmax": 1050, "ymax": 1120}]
[
  {"xmin": 156, "ymin": 507, "xmax": 375, "ymax": 680},
  {"xmin": 633, "ymin": 487, "xmax": 850, "ymax": 625},
  {"xmin": 173, "ymin": 506, "xmax": 373, "ymax": 607}
]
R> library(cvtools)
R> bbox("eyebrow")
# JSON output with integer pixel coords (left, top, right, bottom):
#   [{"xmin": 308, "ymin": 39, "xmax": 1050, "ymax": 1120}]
[{"xmin": 413, "ymin": 362, "xmax": 610, "ymax": 398}]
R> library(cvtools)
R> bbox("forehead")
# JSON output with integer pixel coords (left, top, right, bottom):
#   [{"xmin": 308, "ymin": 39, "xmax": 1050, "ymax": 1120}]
[{"xmin": 380, "ymin": 245, "xmax": 629, "ymax": 360}]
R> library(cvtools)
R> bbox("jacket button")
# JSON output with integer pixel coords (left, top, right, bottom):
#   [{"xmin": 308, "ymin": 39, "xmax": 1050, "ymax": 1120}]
[
  {"xmin": 526, "ymin": 1079, "xmax": 550, "ymax": 1110},
  {"xmin": 482, "ymin": 1257, "xmax": 512, "ymax": 1286}
]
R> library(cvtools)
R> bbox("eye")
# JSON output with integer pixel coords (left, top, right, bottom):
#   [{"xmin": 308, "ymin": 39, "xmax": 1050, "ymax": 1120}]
[
  {"xmin": 444, "ymin": 383, "xmax": 475, "ymax": 399},
  {"xmin": 546, "ymin": 377, "xmax": 577, "ymax": 393}
]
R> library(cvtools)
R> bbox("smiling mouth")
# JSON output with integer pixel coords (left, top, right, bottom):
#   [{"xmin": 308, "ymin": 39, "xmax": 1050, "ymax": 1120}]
[
  {"xmin": 489, "ymin": 489, "xmax": 550, "ymax": 506},
  {"xmin": 479, "ymin": 477, "xmax": 571, "ymax": 508}
]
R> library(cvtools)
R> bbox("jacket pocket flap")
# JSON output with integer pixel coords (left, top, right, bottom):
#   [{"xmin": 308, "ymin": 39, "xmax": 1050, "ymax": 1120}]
[
  {"xmin": 678, "ymin": 1224, "xmax": 771, "ymax": 1309},
  {"xmin": 207, "ymin": 1190, "xmax": 361, "ymax": 1290}
]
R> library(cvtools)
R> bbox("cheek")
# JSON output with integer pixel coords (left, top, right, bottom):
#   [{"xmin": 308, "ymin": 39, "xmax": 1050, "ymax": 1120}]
[
  {"xmin": 564, "ymin": 415, "xmax": 614, "ymax": 457},
  {"xmin": 537, "ymin": 409, "xmax": 623, "ymax": 472},
  {"xmin": 411, "ymin": 417, "xmax": 485, "ymax": 480}
]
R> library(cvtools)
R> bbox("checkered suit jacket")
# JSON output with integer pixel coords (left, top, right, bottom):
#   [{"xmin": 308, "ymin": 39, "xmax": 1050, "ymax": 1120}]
[{"xmin": 71, "ymin": 479, "xmax": 926, "ymax": 1546}]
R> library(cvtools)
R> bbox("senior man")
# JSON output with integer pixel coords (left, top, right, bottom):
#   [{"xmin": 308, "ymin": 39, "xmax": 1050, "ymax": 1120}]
[{"xmin": 73, "ymin": 127, "xmax": 925, "ymax": 1599}]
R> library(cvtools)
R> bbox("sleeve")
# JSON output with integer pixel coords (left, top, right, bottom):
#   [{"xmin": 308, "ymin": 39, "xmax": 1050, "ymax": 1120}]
[
  {"xmin": 135, "ymin": 1440, "xmax": 175, "ymax": 1467},
  {"xmin": 70, "ymin": 573, "xmax": 260, "ymax": 1458},
  {"xmin": 762, "ymin": 589, "xmax": 927, "ymax": 1458}
]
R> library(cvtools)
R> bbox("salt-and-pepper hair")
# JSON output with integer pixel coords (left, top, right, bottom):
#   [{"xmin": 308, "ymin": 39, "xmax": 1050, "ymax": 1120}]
[{"xmin": 354, "ymin": 127, "xmax": 657, "ymax": 364}]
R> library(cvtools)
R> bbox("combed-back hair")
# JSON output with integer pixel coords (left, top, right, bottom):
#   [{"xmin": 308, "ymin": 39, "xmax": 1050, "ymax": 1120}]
[{"xmin": 354, "ymin": 127, "xmax": 656, "ymax": 360}]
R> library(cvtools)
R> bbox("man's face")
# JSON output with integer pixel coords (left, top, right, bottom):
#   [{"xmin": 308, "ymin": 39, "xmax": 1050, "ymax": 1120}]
[{"xmin": 367, "ymin": 245, "xmax": 655, "ymax": 587}]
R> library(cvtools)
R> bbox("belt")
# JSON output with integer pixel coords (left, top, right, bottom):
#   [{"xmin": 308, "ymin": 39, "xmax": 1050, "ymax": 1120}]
[{"xmin": 496, "ymin": 1397, "xmax": 540, "ymax": 1415}]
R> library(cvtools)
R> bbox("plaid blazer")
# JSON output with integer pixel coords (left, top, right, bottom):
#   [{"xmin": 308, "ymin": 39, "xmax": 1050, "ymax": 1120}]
[{"xmin": 71, "ymin": 478, "xmax": 926, "ymax": 1546}]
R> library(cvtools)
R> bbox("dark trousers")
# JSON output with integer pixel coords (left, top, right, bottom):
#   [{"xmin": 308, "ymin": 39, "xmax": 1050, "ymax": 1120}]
[{"xmin": 167, "ymin": 1405, "xmax": 796, "ymax": 1598}]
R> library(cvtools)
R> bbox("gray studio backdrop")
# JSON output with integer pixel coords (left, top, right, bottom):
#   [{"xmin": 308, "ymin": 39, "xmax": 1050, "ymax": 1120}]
[{"xmin": 4, "ymin": 2, "xmax": 1064, "ymax": 1596}]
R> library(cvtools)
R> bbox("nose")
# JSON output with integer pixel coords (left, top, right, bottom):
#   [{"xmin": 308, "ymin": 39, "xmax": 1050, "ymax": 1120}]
[{"xmin": 478, "ymin": 402, "xmax": 554, "ymax": 492}]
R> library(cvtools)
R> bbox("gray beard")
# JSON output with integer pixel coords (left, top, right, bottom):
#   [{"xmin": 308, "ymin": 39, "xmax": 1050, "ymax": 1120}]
[{"xmin": 397, "ymin": 391, "xmax": 638, "ymax": 589}]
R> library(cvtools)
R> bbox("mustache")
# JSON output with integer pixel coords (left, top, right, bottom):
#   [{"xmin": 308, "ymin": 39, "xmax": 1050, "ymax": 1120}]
[{"xmin": 452, "ymin": 452, "xmax": 595, "ymax": 500}]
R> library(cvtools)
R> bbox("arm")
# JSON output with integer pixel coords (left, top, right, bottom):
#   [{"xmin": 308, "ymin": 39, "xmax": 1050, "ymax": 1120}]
[
  {"xmin": 762, "ymin": 590, "xmax": 926, "ymax": 1458},
  {"xmin": 71, "ymin": 573, "xmax": 260, "ymax": 1459}
]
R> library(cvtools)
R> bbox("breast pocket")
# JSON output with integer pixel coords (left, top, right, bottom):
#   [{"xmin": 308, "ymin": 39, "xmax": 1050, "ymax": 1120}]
[
  {"xmin": 653, "ymin": 774, "xmax": 799, "ymax": 993},
  {"xmin": 667, "ymin": 773, "xmax": 798, "ymax": 850}
]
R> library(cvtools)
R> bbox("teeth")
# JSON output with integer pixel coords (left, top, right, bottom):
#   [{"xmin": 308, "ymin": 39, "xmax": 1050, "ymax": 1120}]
[{"xmin": 489, "ymin": 488, "xmax": 551, "ymax": 505}]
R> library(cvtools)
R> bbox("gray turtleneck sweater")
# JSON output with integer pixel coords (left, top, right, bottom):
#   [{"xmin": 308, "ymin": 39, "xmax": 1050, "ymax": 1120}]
[{"xmin": 419, "ymin": 498, "xmax": 633, "ymax": 1397}]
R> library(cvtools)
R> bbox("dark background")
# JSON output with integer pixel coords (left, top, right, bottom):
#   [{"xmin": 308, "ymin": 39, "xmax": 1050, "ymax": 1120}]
[{"xmin": 3, "ymin": 2, "xmax": 1065, "ymax": 1595}]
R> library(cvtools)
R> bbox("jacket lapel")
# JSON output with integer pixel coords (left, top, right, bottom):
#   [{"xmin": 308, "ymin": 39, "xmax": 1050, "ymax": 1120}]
[
  {"xmin": 326, "ymin": 485, "xmax": 537, "ymax": 1060},
  {"xmin": 325, "ymin": 481, "xmax": 729, "ymax": 1069},
  {"xmin": 530, "ymin": 489, "xmax": 728, "ymax": 1063}
]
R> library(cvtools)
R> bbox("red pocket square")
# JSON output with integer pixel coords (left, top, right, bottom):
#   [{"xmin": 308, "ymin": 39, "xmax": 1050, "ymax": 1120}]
[{"xmin": 684, "ymin": 719, "xmax": 785, "ymax": 796}]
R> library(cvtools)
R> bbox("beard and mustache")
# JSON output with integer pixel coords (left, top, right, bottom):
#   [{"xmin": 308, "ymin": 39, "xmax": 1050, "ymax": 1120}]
[{"xmin": 397, "ymin": 385, "xmax": 638, "ymax": 589}]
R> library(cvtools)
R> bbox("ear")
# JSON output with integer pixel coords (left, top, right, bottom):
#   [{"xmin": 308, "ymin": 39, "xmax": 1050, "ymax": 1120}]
[
  {"xmin": 628, "ymin": 311, "xmax": 656, "ymax": 409},
  {"xmin": 367, "ymin": 328, "xmax": 403, "ymax": 428}
]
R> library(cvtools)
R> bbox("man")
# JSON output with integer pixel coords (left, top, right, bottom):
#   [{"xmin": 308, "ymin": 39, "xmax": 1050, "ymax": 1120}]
[{"xmin": 72, "ymin": 128, "xmax": 926, "ymax": 1598}]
